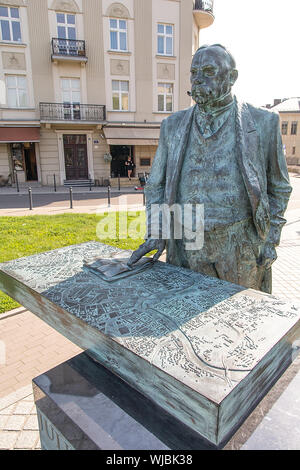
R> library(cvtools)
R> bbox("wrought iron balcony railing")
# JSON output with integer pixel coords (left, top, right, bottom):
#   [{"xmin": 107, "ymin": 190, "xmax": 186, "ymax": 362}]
[
  {"xmin": 40, "ymin": 103, "xmax": 106, "ymax": 122},
  {"xmin": 51, "ymin": 38, "xmax": 87, "ymax": 58},
  {"xmin": 193, "ymin": 0, "xmax": 214, "ymax": 14}
]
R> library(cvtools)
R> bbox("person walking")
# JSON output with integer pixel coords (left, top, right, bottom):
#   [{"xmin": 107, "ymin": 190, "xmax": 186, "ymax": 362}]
[{"xmin": 125, "ymin": 157, "xmax": 135, "ymax": 181}]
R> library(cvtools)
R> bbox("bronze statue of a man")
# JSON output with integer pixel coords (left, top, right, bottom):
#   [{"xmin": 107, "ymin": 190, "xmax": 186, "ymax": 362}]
[{"xmin": 129, "ymin": 44, "xmax": 292, "ymax": 293}]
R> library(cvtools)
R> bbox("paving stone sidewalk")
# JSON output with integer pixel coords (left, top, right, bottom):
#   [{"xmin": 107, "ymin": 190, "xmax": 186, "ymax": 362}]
[
  {"xmin": 0, "ymin": 208, "xmax": 299, "ymax": 450},
  {"xmin": 0, "ymin": 312, "xmax": 82, "ymax": 450},
  {"xmin": 0, "ymin": 386, "xmax": 41, "ymax": 450}
]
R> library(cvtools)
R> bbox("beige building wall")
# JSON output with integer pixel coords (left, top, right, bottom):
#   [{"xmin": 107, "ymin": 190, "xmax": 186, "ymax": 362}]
[
  {"xmin": 0, "ymin": 0, "xmax": 214, "ymax": 186},
  {"xmin": 280, "ymin": 112, "xmax": 300, "ymax": 164},
  {"xmin": 93, "ymin": 134, "xmax": 111, "ymax": 182},
  {"xmin": 179, "ymin": 0, "xmax": 194, "ymax": 110},
  {"xmin": 83, "ymin": 0, "xmax": 106, "ymax": 105},
  {"xmin": 103, "ymin": 0, "xmax": 136, "ymax": 122},
  {"xmin": 38, "ymin": 128, "xmax": 60, "ymax": 186},
  {"xmin": 47, "ymin": 1, "xmax": 88, "ymax": 104},
  {"xmin": 38, "ymin": 128, "xmax": 111, "ymax": 186},
  {"xmin": 27, "ymin": 0, "xmax": 54, "ymax": 104},
  {"xmin": 135, "ymin": 145, "xmax": 157, "ymax": 175},
  {"xmin": 134, "ymin": 0, "xmax": 153, "ymax": 122},
  {"xmin": 52, "ymin": 62, "xmax": 87, "ymax": 104},
  {"xmin": 0, "ymin": 144, "xmax": 10, "ymax": 176},
  {"xmin": 0, "ymin": 1, "xmax": 36, "ymax": 119},
  {"xmin": 152, "ymin": 0, "xmax": 179, "ymax": 120}
]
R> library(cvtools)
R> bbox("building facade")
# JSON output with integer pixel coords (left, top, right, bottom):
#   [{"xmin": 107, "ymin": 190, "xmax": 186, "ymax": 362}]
[
  {"xmin": 0, "ymin": 0, "xmax": 214, "ymax": 187},
  {"xmin": 272, "ymin": 98, "xmax": 300, "ymax": 167}
]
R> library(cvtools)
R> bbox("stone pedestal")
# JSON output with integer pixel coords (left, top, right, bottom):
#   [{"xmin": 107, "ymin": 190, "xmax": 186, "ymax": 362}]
[
  {"xmin": 33, "ymin": 353, "xmax": 206, "ymax": 450},
  {"xmin": 33, "ymin": 352, "xmax": 300, "ymax": 450}
]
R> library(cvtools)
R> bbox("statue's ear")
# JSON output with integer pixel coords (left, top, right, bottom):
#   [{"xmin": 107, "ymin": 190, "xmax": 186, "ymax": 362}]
[{"xmin": 230, "ymin": 69, "xmax": 238, "ymax": 86}]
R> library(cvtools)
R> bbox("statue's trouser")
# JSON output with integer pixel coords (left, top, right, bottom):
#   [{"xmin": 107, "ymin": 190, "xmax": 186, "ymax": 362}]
[{"xmin": 172, "ymin": 218, "xmax": 272, "ymax": 294}]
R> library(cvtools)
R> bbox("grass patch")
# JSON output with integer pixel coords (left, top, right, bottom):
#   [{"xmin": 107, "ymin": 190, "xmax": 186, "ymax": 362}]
[{"xmin": 0, "ymin": 212, "xmax": 146, "ymax": 314}]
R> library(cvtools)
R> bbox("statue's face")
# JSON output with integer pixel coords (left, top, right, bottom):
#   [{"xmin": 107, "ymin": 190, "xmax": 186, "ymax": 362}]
[{"xmin": 190, "ymin": 47, "xmax": 237, "ymax": 107}]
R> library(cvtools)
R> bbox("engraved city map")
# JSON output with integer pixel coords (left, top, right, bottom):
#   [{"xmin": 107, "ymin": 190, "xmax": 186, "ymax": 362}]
[{"xmin": 0, "ymin": 242, "xmax": 299, "ymax": 404}]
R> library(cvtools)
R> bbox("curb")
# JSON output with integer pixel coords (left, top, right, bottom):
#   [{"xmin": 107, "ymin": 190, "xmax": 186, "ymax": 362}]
[
  {"xmin": 0, "ymin": 205, "xmax": 146, "ymax": 217},
  {"xmin": 0, "ymin": 307, "xmax": 27, "ymax": 321},
  {"xmin": 0, "ymin": 188, "xmax": 141, "ymax": 196}
]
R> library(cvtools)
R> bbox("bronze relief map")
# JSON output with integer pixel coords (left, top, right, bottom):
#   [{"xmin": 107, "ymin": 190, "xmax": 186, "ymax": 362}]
[{"xmin": 1, "ymin": 242, "xmax": 299, "ymax": 405}]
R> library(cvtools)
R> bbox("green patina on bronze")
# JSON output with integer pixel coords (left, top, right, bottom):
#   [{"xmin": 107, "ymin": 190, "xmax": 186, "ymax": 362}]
[
  {"xmin": 0, "ymin": 242, "xmax": 299, "ymax": 447},
  {"xmin": 129, "ymin": 44, "xmax": 292, "ymax": 294}
]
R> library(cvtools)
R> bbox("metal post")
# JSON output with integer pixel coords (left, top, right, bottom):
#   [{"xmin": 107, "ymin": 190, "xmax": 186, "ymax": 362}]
[
  {"xmin": 108, "ymin": 185, "xmax": 111, "ymax": 208},
  {"xmin": 143, "ymin": 190, "xmax": 146, "ymax": 207},
  {"xmin": 69, "ymin": 187, "xmax": 73, "ymax": 209},
  {"xmin": 54, "ymin": 174, "xmax": 57, "ymax": 192},
  {"xmin": 89, "ymin": 179, "xmax": 92, "ymax": 192},
  {"xmin": 118, "ymin": 174, "xmax": 121, "ymax": 192},
  {"xmin": 15, "ymin": 171, "xmax": 19, "ymax": 193},
  {"xmin": 28, "ymin": 187, "xmax": 33, "ymax": 211}
]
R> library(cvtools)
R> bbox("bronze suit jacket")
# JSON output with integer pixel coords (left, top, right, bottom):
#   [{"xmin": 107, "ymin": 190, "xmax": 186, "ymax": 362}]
[{"xmin": 145, "ymin": 100, "xmax": 292, "ymax": 265}]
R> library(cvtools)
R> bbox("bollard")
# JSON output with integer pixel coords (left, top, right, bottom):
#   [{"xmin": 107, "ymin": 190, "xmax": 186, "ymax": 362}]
[
  {"xmin": 54, "ymin": 174, "xmax": 57, "ymax": 192},
  {"xmin": 108, "ymin": 185, "xmax": 111, "ymax": 208},
  {"xmin": 15, "ymin": 171, "xmax": 19, "ymax": 193},
  {"xmin": 89, "ymin": 179, "xmax": 92, "ymax": 192},
  {"xmin": 118, "ymin": 174, "xmax": 121, "ymax": 192},
  {"xmin": 69, "ymin": 187, "xmax": 73, "ymax": 209},
  {"xmin": 28, "ymin": 187, "xmax": 33, "ymax": 211}
]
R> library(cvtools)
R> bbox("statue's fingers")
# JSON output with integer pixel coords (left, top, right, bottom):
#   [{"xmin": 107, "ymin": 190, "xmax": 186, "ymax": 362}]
[
  {"xmin": 153, "ymin": 247, "xmax": 164, "ymax": 262},
  {"xmin": 127, "ymin": 244, "xmax": 150, "ymax": 267}
]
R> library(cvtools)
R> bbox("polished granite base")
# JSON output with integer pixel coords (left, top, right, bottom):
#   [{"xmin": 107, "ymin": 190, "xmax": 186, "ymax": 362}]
[{"xmin": 33, "ymin": 351, "xmax": 300, "ymax": 451}]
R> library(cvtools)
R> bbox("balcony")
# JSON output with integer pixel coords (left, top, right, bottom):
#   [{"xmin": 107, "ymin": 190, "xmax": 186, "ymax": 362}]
[
  {"xmin": 51, "ymin": 38, "xmax": 88, "ymax": 63},
  {"xmin": 40, "ymin": 103, "xmax": 106, "ymax": 123},
  {"xmin": 193, "ymin": 0, "xmax": 215, "ymax": 29}
]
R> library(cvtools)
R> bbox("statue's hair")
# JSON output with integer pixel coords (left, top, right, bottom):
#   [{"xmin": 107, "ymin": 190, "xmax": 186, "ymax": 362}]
[{"xmin": 195, "ymin": 44, "xmax": 236, "ymax": 70}]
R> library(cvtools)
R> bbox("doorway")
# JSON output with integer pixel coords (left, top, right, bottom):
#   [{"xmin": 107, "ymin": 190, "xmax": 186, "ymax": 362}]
[
  {"xmin": 63, "ymin": 134, "xmax": 88, "ymax": 180},
  {"xmin": 11, "ymin": 142, "xmax": 38, "ymax": 182},
  {"xmin": 24, "ymin": 143, "xmax": 38, "ymax": 181},
  {"xmin": 110, "ymin": 145, "xmax": 135, "ymax": 178}
]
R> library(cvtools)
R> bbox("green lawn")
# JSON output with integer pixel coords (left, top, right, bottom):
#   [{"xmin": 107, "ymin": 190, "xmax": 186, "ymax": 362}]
[{"xmin": 0, "ymin": 213, "xmax": 146, "ymax": 314}]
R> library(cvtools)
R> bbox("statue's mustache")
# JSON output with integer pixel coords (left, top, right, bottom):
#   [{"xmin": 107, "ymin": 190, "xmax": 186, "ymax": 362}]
[
  {"xmin": 191, "ymin": 86, "xmax": 212, "ymax": 96},
  {"xmin": 188, "ymin": 87, "xmax": 213, "ymax": 102}
]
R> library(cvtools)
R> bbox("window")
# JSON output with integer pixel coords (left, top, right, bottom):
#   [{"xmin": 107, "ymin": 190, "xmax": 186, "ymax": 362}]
[
  {"xmin": 56, "ymin": 12, "xmax": 76, "ymax": 40},
  {"xmin": 112, "ymin": 80, "xmax": 129, "ymax": 111},
  {"xmin": 61, "ymin": 78, "xmax": 81, "ymax": 119},
  {"xmin": 110, "ymin": 19, "xmax": 127, "ymax": 51},
  {"xmin": 292, "ymin": 146, "xmax": 296, "ymax": 155},
  {"xmin": 281, "ymin": 122, "xmax": 288, "ymax": 135},
  {"xmin": 158, "ymin": 83, "xmax": 173, "ymax": 112},
  {"xmin": 157, "ymin": 24, "xmax": 173, "ymax": 56},
  {"xmin": 6, "ymin": 75, "xmax": 27, "ymax": 107},
  {"xmin": 291, "ymin": 122, "xmax": 298, "ymax": 135},
  {"xmin": 0, "ymin": 6, "xmax": 21, "ymax": 42},
  {"xmin": 61, "ymin": 78, "xmax": 81, "ymax": 103}
]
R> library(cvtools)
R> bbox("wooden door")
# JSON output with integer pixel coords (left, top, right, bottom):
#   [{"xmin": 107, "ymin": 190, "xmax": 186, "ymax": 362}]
[{"xmin": 64, "ymin": 135, "xmax": 88, "ymax": 180}]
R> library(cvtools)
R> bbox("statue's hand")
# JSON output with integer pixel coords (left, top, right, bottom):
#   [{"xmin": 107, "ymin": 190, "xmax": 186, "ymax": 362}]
[
  {"xmin": 127, "ymin": 239, "xmax": 166, "ymax": 267},
  {"xmin": 257, "ymin": 242, "xmax": 277, "ymax": 270}
]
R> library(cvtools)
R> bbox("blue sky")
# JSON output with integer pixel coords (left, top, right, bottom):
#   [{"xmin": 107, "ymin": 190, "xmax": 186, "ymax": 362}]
[{"xmin": 199, "ymin": 0, "xmax": 300, "ymax": 106}]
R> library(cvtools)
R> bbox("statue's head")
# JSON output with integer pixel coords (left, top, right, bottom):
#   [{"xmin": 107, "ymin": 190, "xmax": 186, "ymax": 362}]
[{"xmin": 190, "ymin": 44, "xmax": 238, "ymax": 108}]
